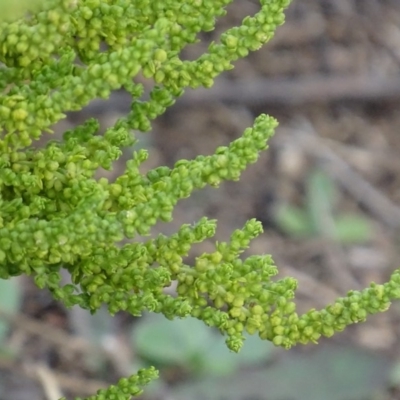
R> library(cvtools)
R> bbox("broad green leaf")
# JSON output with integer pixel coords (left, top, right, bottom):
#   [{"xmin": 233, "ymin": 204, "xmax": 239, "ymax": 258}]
[
  {"xmin": 389, "ymin": 360, "xmax": 400, "ymax": 386},
  {"xmin": 332, "ymin": 214, "xmax": 372, "ymax": 243},
  {"xmin": 133, "ymin": 315, "xmax": 213, "ymax": 367},
  {"xmin": 307, "ymin": 169, "xmax": 337, "ymax": 236},
  {"xmin": 172, "ymin": 345, "xmax": 389, "ymax": 400},
  {"xmin": 275, "ymin": 204, "xmax": 314, "ymax": 237},
  {"xmin": 132, "ymin": 315, "xmax": 273, "ymax": 376},
  {"xmin": 202, "ymin": 333, "xmax": 273, "ymax": 376}
]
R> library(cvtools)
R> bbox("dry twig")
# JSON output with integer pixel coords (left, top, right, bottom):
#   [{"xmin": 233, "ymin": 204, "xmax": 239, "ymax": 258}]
[
  {"xmin": 0, "ymin": 308, "xmax": 104, "ymax": 359},
  {"xmin": 0, "ymin": 357, "xmax": 109, "ymax": 397},
  {"xmin": 280, "ymin": 119, "xmax": 400, "ymax": 229}
]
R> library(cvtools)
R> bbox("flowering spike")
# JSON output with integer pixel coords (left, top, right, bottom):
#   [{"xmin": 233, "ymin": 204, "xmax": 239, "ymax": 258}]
[{"xmin": 2, "ymin": 1, "xmax": 398, "ymax": 399}]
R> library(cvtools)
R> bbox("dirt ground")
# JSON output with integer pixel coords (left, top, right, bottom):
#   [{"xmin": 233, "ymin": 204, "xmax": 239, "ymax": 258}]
[{"xmin": 2, "ymin": 1, "xmax": 400, "ymax": 399}]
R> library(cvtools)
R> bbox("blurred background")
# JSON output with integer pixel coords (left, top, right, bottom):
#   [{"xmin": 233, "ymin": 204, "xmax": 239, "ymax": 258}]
[{"xmin": 2, "ymin": 0, "xmax": 400, "ymax": 399}]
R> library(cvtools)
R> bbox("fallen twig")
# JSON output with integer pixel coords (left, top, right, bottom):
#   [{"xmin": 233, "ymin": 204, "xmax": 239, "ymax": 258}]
[{"xmin": 280, "ymin": 119, "xmax": 400, "ymax": 229}]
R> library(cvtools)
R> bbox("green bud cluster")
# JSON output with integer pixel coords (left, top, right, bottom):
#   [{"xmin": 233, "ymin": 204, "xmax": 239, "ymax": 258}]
[
  {"xmin": 0, "ymin": 0, "xmax": 289, "ymax": 145},
  {"xmin": 0, "ymin": 0, "xmax": 45, "ymax": 22},
  {"xmin": 61, "ymin": 367, "xmax": 159, "ymax": 400},
  {"xmin": 1, "ymin": 0, "xmax": 400, "ymax": 398}
]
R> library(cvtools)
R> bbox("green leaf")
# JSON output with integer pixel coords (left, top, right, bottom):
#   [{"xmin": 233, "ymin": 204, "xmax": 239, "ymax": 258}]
[
  {"xmin": 236, "ymin": 334, "xmax": 274, "ymax": 365},
  {"xmin": 0, "ymin": 277, "xmax": 22, "ymax": 344},
  {"xmin": 133, "ymin": 315, "xmax": 213, "ymax": 367},
  {"xmin": 132, "ymin": 316, "xmax": 273, "ymax": 376},
  {"xmin": 389, "ymin": 360, "xmax": 400, "ymax": 386},
  {"xmin": 275, "ymin": 204, "xmax": 314, "ymax": 237},
  {"xmin": 201, "ymin": 333, "xmax": 273, "ymax": 376},
  {"xmin": 0, "ymin": 0, "xmax": 45, "ymax": 21},
  {"xmin": 307, "ymin": 169, "xmax": 337, "ymax": 209},
  {"xmin": 307, "ymin": 169, "xmax": 337, "ymax": 235},
  {"xmin": 171, "ymin": 345, "xmax": 389, "ymax": 400},
  {"xmin": 332, "ymin": 214, "xmax": 372, "ymax": 243}
]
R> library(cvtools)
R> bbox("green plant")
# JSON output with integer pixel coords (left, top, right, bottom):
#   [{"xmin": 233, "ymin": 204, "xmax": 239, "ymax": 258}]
[
  {"xmin": 0, "ymin": 0, "xmax": 45, "ymax": 21},
  {"xmin": 132, "ymin": 314, "xmax": 273, "ymax": 377},
  {"xmin": 1, "ymin": 1, "xmax": 399, "ymax": 399},
  {"xmin": 276, "ymin": 168, "xmax": 372, "ymax": 243}
]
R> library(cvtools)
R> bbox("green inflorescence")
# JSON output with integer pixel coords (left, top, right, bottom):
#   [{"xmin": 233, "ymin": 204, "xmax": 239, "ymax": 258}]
[{"xmin": 1, "ymin": 0, "xmax": 400, "ymax": 398}]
